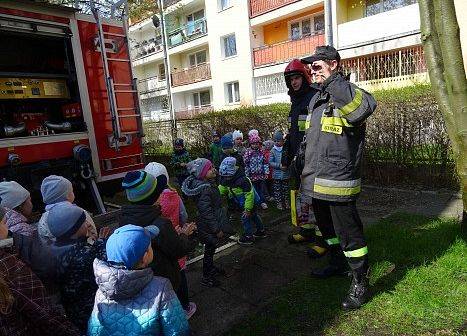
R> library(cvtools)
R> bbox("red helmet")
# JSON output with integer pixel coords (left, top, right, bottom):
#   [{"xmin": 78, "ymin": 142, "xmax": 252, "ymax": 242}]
[{"xmin": 284, "ymin": 59, "xmax": 311, "ymax": 85}]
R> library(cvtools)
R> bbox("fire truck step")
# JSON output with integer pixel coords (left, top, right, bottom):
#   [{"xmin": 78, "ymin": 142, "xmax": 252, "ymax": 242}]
[
  {"xmin": 118, "ymin": 114, "xmax": 141, "ymax": 118},
  {"xmin": 114, "ymin": 90, "xmax": 137, "ymax": 93},
  {"xmin": 116, "ymin": 107, "xmax": 136, "ymax": 111},
  {"xmin": 104, "ymin": 32, "xmax": 126, "ymax": 38},
  {"xmin": 107, "ymin": 58, "xmax": 131, "ymax": 62}
]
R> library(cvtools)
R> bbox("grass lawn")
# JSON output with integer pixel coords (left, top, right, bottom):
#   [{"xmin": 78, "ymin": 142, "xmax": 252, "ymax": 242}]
[{"xmin": 227, "ymin": 213, "xmax": 466, "ymax": 336}]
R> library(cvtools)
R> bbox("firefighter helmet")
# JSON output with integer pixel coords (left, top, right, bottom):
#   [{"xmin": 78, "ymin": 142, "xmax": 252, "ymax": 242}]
[{"xmin": 284, "ymin": 59, "xmax": 312, "ymax": 85}]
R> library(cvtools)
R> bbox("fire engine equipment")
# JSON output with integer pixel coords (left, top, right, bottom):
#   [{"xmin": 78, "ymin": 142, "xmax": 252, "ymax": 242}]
[
  {"xmin": 4, "ymin": 123, "xmax": 26, "ymax": 137},
  {"xmin": 44, "ymin": 121, "xmax": 72, "ymax": 132},
  {"xmin": 0, "ymin": 78, "xmax": 70, "ymax": 100}
]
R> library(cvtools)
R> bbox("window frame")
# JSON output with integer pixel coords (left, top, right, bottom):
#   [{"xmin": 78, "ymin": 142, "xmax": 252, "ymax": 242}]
[
  {"xmin": 192, "ymin": 90, "xmax": 211, "ymax": 108},
  {"xmin": 226, "ymin": 81, "xmax": 240, "ymax": 104},
  {"xmin": 365, "ymin": 0, "xmax": 418, "ymax": 17},
  {"xmin": 188, "ymin": 50, "xmax": 207, "ymax": 68},
  {"xmin": 222, "ymin": 33, "xmax": 237, "ymax": 58},
  {"xmin": 288, "ymin": 12, "xmax": 325, "ymax": 40}
]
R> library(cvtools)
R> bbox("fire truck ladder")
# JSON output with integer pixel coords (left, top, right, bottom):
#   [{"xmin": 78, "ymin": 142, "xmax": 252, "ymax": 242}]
[{"xmin": 90, "ymin": 0, "xmax": 144, "ymax": 152}]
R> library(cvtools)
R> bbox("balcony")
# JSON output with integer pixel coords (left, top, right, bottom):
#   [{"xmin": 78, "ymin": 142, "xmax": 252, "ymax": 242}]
[
  {"xmin": 249, "ymin": 0, "xmax": 300, "ymax": 18},
  {"xmin": 337, "ymin": 3, "xmax": 420, "ymax": 49},
  {"xmin": 171, "ymin": 63, "xmax": 211, "ymax": 87},
  {"xmin": 167, "ymin": 18, "xmax": 207, "ymax": 48},
  {"xmin": 253, "ymin": 32, "xmax": 324, "ymax": 68},
  {"xmin": 176, "ymin": 104, "xmax": 213, "ymax": 120},
  {"xmin": 163, "ymin": 0, "xmax": 182, "ymax": 7},
  {"xmin": 131, "ymin": 37, "xmax": 163, "ymax": 61},
  {"xmin": 137, "ymin": 76, "xmax": 167, "ymax": 99}
]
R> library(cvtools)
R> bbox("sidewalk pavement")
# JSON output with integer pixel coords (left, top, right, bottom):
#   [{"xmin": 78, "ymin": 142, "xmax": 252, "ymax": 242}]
[{"xmin": 186, "ymin": 187, "xmax": 462, "ymax": 335}]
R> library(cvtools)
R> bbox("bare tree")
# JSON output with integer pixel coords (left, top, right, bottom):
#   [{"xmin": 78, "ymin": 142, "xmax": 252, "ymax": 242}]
[{"xmin": 419, "ymin": 0, "xmax": 467, "ymax": 227}]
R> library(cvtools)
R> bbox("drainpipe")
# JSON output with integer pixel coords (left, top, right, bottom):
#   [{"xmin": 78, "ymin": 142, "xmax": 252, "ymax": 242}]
[{"xmin": 324, "ymin": 0, "xmax": 333, "ymax": 46}]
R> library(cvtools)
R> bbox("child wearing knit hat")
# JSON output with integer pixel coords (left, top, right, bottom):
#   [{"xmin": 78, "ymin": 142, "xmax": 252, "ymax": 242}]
[
  {"xmin": 209, "ymin": 130, "xmax": 223, "ymax": 169},
  {"xmin": 0, "ymin": 205, "xmax": 82, "ymax": 335},
  {"xmin": 170, "ymin": 138, "xmax": 191, "ymax": 187},
  {"xmin": 120, "ymin": 170, "xmax": 197, "ymax": 294},
  {"xmin": 0, "ymin": 181, "xmax": 35, "ymax": 237},
  {"xmin": 219, "ymin": 133, "xmax": 244, "ymax": 168},
  {"xmin": 243, "ymin": 134, "xmax": 269, "ymax": 210},
  {"xmin": 145, "ymin": 162, "xmax": 197, "ymax": 318},
  {"xmin": 88, "ymin": 224, "xmax": 191, "ymax": 335},
  {"xmin": 48, "ymin": 202, "xmax": 112, "ymax": 332},
  {"xmin": 269, "ymin": 130, "xmax": 290, "ymax": 210},
  {"xmin": 218, "ymin": 157, "xmax": 266, "ymax": 246},
  {"xmin": 38, "ymin": 175, "xmax": 97, "ymax": 245},
  {"xmin": 182, "ymin": 158, "xmax": 231, "ymax": 287},
  {"xmin": 233, "ymin": 130, "xmax": 246, "ymax": 157}
]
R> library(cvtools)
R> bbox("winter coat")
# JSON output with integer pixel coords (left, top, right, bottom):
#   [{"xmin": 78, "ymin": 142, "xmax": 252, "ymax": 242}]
[
  {"xmin": 119, "ymin": 204, "xmax": 196, "ymax": 291},
  {"xmin": 50, "ymin": 237, "xmax": 107, "ymax": 332},
  {"xmin": 209, "ymin": 142, "xmax": 223, "ymax": 168},
  {"xmin": 243, "ymin": 148, "xmax": 269, "ymax": 181},
  {"xmin": 269, "ymin": 146, "xmax": 290, "ymax": 180},
  {"xmin": 88, "ymin": 259, "xmax": 190, "ymax": 336},
  {"xmin": 5, "ymin": 209, "xmax": 36, "ymax": 237},
  {"xmin": 158, "ymin": 189, "xmax": 188, "ymax": 270},
  {"xmin": 301, "ymin": 72, "xmax": 377, "ymax": 202},
  {"xmin": 233, "ymin": 144, "xmax": 247, "ymax": 158},
  {"xmin": 181, "ymin": 176, "xmax": 231, "ymax": 243},
  {"xmin": 170, "ymin": 150, "xmax": 191, "ymax": 177},
  {"xmin": 282, "ymin": 84, "xmax": 319, "ymax": 168},
  {"xmin": 219, "ymin": 150, "xmax": 244, "ymax": 168},
  {"xmin": 263, "ymin": 149, "xmax": 272, "ymax": 180},
  {"xmin": 219, "ymin": 168, "xmax": 257, "ymax": 212},
  {"xmin": 0, "ymin": 246, "xmax": 80, "ymax": 336}
]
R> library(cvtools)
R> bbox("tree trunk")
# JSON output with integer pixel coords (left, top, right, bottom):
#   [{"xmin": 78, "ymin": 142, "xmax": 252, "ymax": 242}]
[{"xmin": 419, "ymin": 0, "xmax": 467, "ymax": 229}]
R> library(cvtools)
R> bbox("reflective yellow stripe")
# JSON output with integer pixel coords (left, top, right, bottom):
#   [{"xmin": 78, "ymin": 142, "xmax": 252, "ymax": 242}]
[
  {"xmin": 315, "ymin": 177, "xmax": 361, "ymax": 188},
  {"xmin": 321, "ymin": 116, "xmax": 353, "ymax": 127},
  {"xmin": 301, "ymin": 224, "xmax": 314, "ymax": 229},
  {"xmin": 305, "ymin": 114, "xmax": 312, "ymax": 129},
  {"xmin": 326, "ymin": 237, "xmax": 339, "ymax": 245},
  {"xmin": 344, "ymin": 246, "xmax": 368, "ymax": 258},
  {"xmin": 290, "ymin": 189, "xmax": 298, "ymax": 226},
  {"xmin": 314, "ymin": 184, "xmax": 361, "ymax": 196},
  {"xmin": 315, "ymin": 229, "xmax": 323, "ymax": 237},
  {"xmin": 298, "ymin": 120, "xmax": 307, "ymax": 131},
  {"xmin": 339, "ymin": 88, "xmax": 363, "ymax": 116},
  {"xmin": 321, "ymin": 124, "xmax": 342, "ymax": 135}
]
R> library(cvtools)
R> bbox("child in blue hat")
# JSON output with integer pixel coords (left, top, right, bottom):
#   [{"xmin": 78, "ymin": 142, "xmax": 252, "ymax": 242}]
[{"xmin": 88, "ymin": 224, "xmax": 190, "ymax": 336}]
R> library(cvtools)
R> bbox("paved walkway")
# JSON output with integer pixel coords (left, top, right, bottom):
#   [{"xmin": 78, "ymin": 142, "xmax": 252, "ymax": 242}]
[{"xmin": 186, "ymin": 187, "xmax": 462, "ymax": 335}]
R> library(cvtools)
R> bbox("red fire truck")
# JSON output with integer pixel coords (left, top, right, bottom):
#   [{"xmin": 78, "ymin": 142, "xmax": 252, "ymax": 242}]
[{"xmin": 0, "ymin": 0, "xmax": 144, "ymax": 213}]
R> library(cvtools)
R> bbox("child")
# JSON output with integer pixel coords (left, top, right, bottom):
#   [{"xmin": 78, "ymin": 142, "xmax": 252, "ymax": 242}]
[
  {"xmin": 243, "ymin": 133, "xmax": 269, "ymax": 210},
  {"xmin": 233, "ymin": 130, "xmax": 246, "ymax": 157},
  {"xmin": 170, "ymin": 138, "xmax": 191, "ymax": 186},
  {"xmin": 219, "ymin": 133, "xmax": 244, "ymax": 168},
  {"xmin": 145, "ymin": 162, "xmax": 197, "ymax": 318},
  {"xmin": 47, "ymin": 202, "xmax": 111, "ymax": 332},
  {"xmin": 209, "ymin": 130, "xmax": 223, "ymax": 169},
  {"xmin": 182, "ymin": 158, "xmax": 231, "ymax": 287},
  {"xmin": 219, "ymin": 157, "xmax": 266, "ymax": 246},
  {"xmin": 38, "ymin": 175, "xmax": 97, "ymax": 245},
  {"xmin": 262, "ymin": 140, "xmax": 275, "ymax": 202},
  {"xmin": 120, "ymin": 170, "xmax": 197, "ymax": 293},
  {"xmin": 0, "ymin": 205, "xmax": 81, "ymax": 336},
  {"xmin": 88, "ymin": 224, "xmax": 191, "ymax": 336},
  {"xmin": 0, "ymin": 181, "xmax": 36, "ymax": 237},
  {"xmin": 269, "ymin": 130, "xmax": 290, "ymax": 210}
]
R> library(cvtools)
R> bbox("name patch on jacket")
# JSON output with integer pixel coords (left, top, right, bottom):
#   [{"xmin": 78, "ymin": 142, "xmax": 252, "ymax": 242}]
[{"xmin": 321, "ymin": 124, "xmax": 342, "ymax": 135}]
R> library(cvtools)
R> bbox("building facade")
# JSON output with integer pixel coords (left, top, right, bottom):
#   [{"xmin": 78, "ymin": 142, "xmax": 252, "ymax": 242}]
[{"xmin": 129, "ymin": 0, "xmax": 467, "ymax": 120}]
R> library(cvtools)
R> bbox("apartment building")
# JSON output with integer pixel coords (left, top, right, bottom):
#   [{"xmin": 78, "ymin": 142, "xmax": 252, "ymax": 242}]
[{"xmin": 130, "ymin": 0, "xmax": 467, "ymax": 120}]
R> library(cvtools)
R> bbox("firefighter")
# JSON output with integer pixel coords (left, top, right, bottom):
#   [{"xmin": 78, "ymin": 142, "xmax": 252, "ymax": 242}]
[
  {"xmin": 300, "ymin": 46, "xmax": 377, "ymax": 310},
  {"xmin": 282, "ymin": 59, "xmax": 327, "ymax": 258}
]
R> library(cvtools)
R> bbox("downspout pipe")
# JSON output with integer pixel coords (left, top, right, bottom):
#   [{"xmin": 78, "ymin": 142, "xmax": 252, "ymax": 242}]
[{"xmin": 325, "ymin": 0, "xmax": 333, "ymax": 46}]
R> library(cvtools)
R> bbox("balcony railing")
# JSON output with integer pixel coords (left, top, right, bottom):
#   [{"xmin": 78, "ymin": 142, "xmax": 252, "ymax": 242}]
[
  {"xmin": 171, "ymin": 63, "xmax": 211, "ymax": 87},
  {"xmin": 176, "ymin": 104, "xmax": 213, "ymax": 120},
  {"xmin": 253, "ymin": 32, "xmax": 325, "ymax": 68},
  {"xmin": 249, "ymin": 0, "xmax": 300, "ymax": 18},
  {"xmin": 340, "ymin": 46, "xmax": 426, "ymax": 83},
  {"xmin": 167, "ymin": 18, "xmax": 207, "ymax": 48},
  {"xmin": 131, "ymin": 37, "xmax": 163, "ymax": 60},
  {"xmin": 137, "ymin": 76, "xmax": 167, "ymax": 98},
  {"xmin": 163, "ymin": 0, "xmax": 182, "ymax": 7}
]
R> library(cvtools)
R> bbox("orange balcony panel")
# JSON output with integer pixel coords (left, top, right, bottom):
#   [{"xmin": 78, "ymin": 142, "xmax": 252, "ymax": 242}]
[
  {"xmin": 249, "ymin": 0, "xmax": 301, "ymax": 18},
  {"xmin": 253, "ymin": 33, "xmax": 325, "ymax": 68},
  {"xmin": 171, "ymin": 63, "xmax": 211, "ymax": 87}
]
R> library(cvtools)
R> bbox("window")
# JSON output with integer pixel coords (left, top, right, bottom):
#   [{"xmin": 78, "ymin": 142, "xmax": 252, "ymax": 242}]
[
  {"xmin": 186, "ymin": 9, "xmax": 205, "ymax": 35},
  {"xmin": 220, "ymin": 0, "xmax": 232, "ymax": 10},
  {"xmin": 158, "ymin": 63, "xmax": 166, "ymax": 80},
  {"xmin": 365, "ymin": 0, "xmax": 417, "ymax": 17},
  {"xmin": 223, "ymin": 34, "xmax": 237, "ymax": 58},
  {"xmin": 226, "ymin": 82, "xmax": 240, "ymax": 103},
  {"xmin": 193, "ymin": 90, "xmax": 211, "ymax": 107},
  {"xmin": 189, "ymin": 50, "xmax": 207, "ymax": 67},
  {"xmin": 290, "ymin": 14, "xmax": 325, "ymax": 40}
]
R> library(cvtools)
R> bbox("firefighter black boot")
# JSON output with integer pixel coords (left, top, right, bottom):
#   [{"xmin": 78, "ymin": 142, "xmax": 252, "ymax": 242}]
[
  {"xmin": 310, "ymin": 245, "xmax": 349, "ymax": 278},
  {"xmin": 342, "ymin": 266, "xmax": 370, "ymax": 310}
]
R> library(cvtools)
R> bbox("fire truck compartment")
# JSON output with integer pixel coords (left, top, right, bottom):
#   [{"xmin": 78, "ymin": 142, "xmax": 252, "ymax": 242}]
[{"xmin": 0, "ymin": 30, "xmax": 85, "ymax": 138}]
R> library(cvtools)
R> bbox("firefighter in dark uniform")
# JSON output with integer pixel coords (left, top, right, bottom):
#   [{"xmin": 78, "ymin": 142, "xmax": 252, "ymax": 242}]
[
  {"xmin": 282, "ymin": 59, "xmax": 328, "ymax": 259},
  {"xmin": 301, "ymin": 46, "xmax": 377, "ymax": 309}
]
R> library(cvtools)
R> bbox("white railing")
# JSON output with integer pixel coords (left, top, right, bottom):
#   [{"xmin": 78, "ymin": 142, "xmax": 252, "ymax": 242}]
[{"xmin": 137, "ymin": 76, "xmax": 167, "ymax": 98}]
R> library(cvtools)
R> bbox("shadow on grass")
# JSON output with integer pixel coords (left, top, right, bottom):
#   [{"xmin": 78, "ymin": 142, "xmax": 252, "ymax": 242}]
[{"xmin": 225, "ymin": 213, "xmax": 462, "ymax": 336}]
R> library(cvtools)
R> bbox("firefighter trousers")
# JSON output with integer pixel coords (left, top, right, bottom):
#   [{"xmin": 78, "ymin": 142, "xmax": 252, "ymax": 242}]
[{"xmin": 312, "ymin": 198, "xmax": 369, "ymax": 272}]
